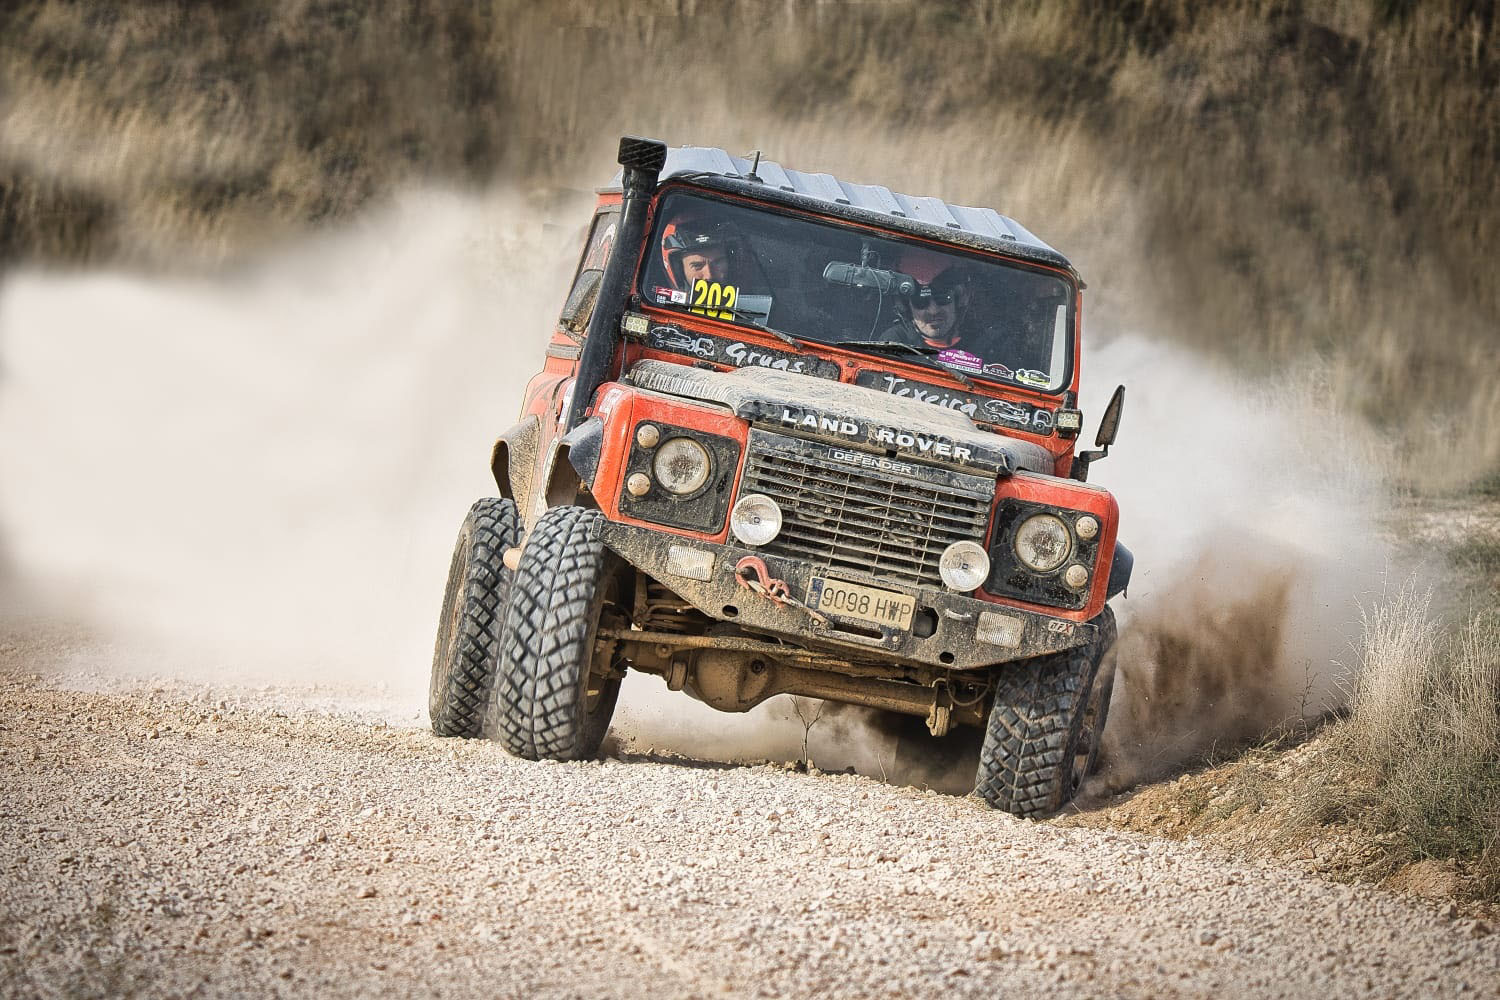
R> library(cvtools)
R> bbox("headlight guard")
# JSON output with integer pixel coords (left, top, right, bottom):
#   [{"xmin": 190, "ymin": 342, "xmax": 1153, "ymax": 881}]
[
  {"xmin": 617, "ymin": 423, "xmax": 741, "ymax": 532},
  {"xmin": 985, "ymin": 499, "xmax": 1103, "ymax": 610}
]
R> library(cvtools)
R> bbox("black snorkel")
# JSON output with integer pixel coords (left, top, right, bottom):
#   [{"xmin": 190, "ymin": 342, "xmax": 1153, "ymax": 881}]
[{"xmin": 563, "ymin": 135, "xmax": 667, "ymax": 433}]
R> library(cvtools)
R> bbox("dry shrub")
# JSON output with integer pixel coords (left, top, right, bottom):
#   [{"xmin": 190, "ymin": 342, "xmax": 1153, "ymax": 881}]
[{"xmin": 1330, "ymin": 589, "xmax": 1500, "ymax": 892}]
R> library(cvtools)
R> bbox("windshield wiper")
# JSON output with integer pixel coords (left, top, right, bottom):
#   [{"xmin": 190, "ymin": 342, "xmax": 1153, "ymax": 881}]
[
  {"xmin": 753, "ymin": 322, "xmax": 800, "ymax": 348},
  {"xmin": 710, "ymin": 294, "xmax": 800, "ymax": 348},
  {"xmin": 829, "ymin": 339, "xmax": 976, "ymax": 389}
]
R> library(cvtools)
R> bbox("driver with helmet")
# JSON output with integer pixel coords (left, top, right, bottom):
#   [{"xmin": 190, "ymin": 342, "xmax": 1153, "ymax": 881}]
[{"xmin": 660, "ymin": 215, "xmax": 743, "ymax": 291}]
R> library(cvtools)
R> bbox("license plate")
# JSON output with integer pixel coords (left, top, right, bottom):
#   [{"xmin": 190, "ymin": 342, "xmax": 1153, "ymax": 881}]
[{"xmin": 807, "ymin": 577, "xmax": 916, "ymax": 631}]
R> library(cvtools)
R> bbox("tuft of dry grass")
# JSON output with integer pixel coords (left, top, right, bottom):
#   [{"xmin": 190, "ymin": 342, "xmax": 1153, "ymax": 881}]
[
  {"xmin": 1328, "ymin": 591, "xmax": 1500, "ymax": 893},
  {"xmin": 1071, "ymin": 571, "xmax": 1500, "ymax": 902}
]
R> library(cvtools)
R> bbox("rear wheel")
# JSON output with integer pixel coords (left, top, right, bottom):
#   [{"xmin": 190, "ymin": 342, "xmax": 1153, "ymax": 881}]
[
  {"xmin": 429, "ymin": 498, "xmax": 522, "ymax": 738},
  {"xmin": 973, "ymin": 607, "xmax": 1118, "ymax": 817},
  {"xmin": 488, "ymin": 505, "xmax": 624, "ymax": 761}
]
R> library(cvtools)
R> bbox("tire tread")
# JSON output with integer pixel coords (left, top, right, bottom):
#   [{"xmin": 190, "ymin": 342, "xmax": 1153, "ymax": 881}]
[{"xmin": 429, "ymin": 498, "xmax": 522, "ymax": 738}]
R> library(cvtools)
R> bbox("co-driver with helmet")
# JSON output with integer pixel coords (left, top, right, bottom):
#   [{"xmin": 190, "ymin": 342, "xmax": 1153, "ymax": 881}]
[{"xmin": 886, "ymin": 251, "xmax": 976, "ymax": 352}]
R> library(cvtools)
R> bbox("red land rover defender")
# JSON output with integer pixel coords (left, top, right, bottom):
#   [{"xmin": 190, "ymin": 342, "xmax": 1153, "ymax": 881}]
[{"xmin": 429, "ymin": 137, "xmax": 1130, "ymax": 817}]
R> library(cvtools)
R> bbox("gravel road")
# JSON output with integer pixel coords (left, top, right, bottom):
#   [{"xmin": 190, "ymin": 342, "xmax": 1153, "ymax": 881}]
[{"xmin": 3, "ymin": 653, "xmax": 1497, "ymax": 1000}]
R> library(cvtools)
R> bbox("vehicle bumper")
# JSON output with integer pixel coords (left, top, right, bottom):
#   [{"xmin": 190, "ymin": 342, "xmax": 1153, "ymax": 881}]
[{"xmin": 599, "ymin": 522, "xmax": 1095, "ymax": 670}]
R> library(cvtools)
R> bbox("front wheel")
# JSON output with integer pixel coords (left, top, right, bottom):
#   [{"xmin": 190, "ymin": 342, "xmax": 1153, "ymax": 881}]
[
  {"xmin": 973, "ymin": 607, "xmax": 1118, "ymax": 817},
  {"xmin": 487, "ymin": 505, "xmax": 624, "ymax": 761}
]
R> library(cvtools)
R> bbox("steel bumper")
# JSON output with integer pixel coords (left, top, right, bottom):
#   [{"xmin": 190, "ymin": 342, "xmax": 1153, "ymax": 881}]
[{"xmin": 599, "ymin": 522, "xmax": 1095, "ymax": 670}]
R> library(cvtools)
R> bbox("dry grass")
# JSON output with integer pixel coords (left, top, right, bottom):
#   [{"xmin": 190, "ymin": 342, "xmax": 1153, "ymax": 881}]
[
  {"xmin": 1070, "ymin": 558, "xmax": 1500, "ymax": 902},
  {"xmin": 1327, "ymin": 590, "xmax": 1500, "ymax": 894},
  {"xmin": 1, "ymin": 0, "xmax": 1496, "ymax": 484}
]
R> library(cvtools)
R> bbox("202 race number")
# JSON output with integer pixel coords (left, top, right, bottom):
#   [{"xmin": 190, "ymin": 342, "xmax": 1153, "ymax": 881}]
[{"xmin": 690, "ymin": 280, "xmax": 738, "ymax": 322}]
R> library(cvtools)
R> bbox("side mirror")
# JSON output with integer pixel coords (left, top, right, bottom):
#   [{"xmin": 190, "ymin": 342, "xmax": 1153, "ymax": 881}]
[
  {"xmin": 559, "ymin": 270, "xmax": 603, "ymax": 333},
  {"xmin": 1095, "ymin": 384, "xmax": 1125, "ymax": 448},
  {"xmin": 1072, "ymin": 384, "xmax": 1125, "ymax": 483}
]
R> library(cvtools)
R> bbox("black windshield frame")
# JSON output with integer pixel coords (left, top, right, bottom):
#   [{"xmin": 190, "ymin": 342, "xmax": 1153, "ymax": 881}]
[{"xmin": 638, "ymin": 186, "xmax": 1077, "ymax": 396}]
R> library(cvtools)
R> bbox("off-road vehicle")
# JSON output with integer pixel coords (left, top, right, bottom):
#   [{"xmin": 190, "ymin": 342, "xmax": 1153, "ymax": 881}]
[{"xmin": 429, "ymin": 137, "xmax": 1131, "ymax": 817}]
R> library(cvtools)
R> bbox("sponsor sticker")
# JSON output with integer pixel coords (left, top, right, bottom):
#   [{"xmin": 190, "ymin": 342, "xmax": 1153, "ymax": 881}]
[
  {"xmin": 642, "ymin": 326, "xmax": 838, "ymax": 378},
  {"xmin": 853, "ymin": 370, "xmax": 1055, "ymax": 433},
  {"xmin": 652, "ymin": 285, "xmax": 689, "ymax": 305},
  {"xmin": 936, "ymin": 348, "xmax": 985, "ymax": 373},
  {"xmin": 982, "ymin": 397, "xmax": 1033, "ymax": 427}
]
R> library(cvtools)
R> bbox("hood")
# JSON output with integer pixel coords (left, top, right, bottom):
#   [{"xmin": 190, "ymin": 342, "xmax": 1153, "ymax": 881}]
[{"xmin": 624, "ymin": 360, "xmax": 1053, "ymax": 477}]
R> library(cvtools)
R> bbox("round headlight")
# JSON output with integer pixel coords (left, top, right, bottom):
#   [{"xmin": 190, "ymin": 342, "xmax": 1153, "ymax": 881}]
[
  {"xmin": 1014, "ymin": 514, "xmax": 1071, "ymax": 572},
  {"xmin": 730, "ymin": 493, "xmax": 782, "ymax": 546},
  {"xmin": 651, "ymin": 437, "xmax": 711, "ymax": 495},
  {"xmin": 939, "ymin": 540, "xmax": 991, "ymax": 592}
]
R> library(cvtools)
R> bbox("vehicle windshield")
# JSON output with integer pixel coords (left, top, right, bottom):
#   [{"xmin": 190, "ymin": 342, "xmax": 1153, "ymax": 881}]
[{"xmin": 641, "ymin": 190, "xmax": 1074, "ymax": 392}]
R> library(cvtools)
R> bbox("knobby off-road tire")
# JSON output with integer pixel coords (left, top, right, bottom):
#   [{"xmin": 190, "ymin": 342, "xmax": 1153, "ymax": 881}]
[
  {"xmin": 429, "ymin": 498, "xmax": 523, "ymax": 738},
  {"xmin": 974, "ymin": 607, "xmax": 1118, "ymax": 817},
  {"xmin": 1078, "ymin": 609, "xmax": 1119, "ymax": 779},
  {"xmin": 488, "ymin": 505, "xmax": 623, "ymax": 761}
]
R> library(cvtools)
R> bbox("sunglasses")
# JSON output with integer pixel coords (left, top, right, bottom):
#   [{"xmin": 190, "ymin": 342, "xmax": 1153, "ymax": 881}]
[{"xmin": 906, "ymin": 286, "xmax": 959, "ymax": 309}]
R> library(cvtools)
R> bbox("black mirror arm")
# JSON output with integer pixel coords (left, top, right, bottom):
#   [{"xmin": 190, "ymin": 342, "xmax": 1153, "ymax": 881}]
[{"xmin": 1072, "ymin": 444, "xmax": 1109, "ymax": 482}]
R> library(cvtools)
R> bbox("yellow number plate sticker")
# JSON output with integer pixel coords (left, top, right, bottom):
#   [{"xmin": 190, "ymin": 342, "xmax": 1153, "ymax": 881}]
[
  {"xmin": 690, "ymin": 279, "xmax": 738, "ymax": 321},
  {"xmin": 807, "ymin": 577, "xmax": 916, "ymax": 631}
]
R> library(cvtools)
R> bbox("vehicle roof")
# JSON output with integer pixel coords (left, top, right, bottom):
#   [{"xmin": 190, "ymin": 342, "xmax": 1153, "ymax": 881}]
[{"xmin": 605, "ymin": 145, "xmax": 1077, "ymax": 277}]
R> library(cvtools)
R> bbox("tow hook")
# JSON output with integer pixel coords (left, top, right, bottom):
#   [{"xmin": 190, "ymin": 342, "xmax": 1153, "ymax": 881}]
[{"xmin": 734, "ymin": 556, "xmax": 829, "ymax": 626}]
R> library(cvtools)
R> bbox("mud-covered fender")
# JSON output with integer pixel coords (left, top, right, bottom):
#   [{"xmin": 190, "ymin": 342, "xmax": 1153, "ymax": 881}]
[
  {"xmin": 1107, "ymin": 542, "xmax": 1133, "ymax": 599},
  {"xmin": 561, "ymin": 417, "xmax": 605, "ymax": 487},
  {"xmin": 490, "ymin": 415, "xmax": 541, "ymax": 504},
  {"xmin": 539, "ymin": 417, "xmax": 605, "ymax": 511}
]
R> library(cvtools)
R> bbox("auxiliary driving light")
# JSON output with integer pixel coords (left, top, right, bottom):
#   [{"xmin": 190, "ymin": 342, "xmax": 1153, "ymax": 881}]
[
  {"xmin": 1075, "ymin": 514, "xmax": 1099, "ymax": 540},
  {"xmin": 1064, "ymin": 564, "xmax": 1090, "ymax": 590},
  {"xmin": 939, "ymin": 540, "xmax": 991, "ymax": 592},
  {"xmin": 1014, "ymin": 513, "xmax": 1072, "ymax": 573},
  {"xmin": 666, "ymin": 544, "xmax": 714, "ymax": 582},
  {"xmin": 652, "ymin": 437, "xmax": 712, "ymax": 495},
  {"xmin": 729, "ymin": 493, "xmax": 782, "ymax": 547}
]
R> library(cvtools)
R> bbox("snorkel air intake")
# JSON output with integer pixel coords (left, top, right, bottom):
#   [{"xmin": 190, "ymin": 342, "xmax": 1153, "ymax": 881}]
[{"xmin": 564, "ymin": 136, "xmax": 668, "ymax": 432}]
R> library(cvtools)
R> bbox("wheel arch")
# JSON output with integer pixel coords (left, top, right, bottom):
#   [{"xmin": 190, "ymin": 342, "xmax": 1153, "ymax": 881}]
[{"xmin": 490, "ymin": 414, "xmax": 542, "ymax": 504}]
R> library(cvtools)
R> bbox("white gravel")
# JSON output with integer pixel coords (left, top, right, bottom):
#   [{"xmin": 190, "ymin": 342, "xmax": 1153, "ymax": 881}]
[{"xmin": 2, "ymin": 657, "xmax": 1497, "ymax": 999}]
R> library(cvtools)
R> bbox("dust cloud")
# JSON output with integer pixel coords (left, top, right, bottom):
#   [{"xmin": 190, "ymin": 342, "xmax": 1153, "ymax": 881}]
[
  {"xmin": 0, "ymin": 188, "xmax": 1396, "ymax": 788},
  {"xmin": 0, "ymin": 187, "xmax": 578, "ymax": 715},
  {"xmin": 1079, "ymin": 335, "xmax": 1394, "ymax": 791}
]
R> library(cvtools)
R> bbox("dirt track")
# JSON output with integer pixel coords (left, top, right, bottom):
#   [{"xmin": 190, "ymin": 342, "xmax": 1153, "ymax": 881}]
[{"xmin": 3, "ymin": 648, "xmax": 1497, "ymax": 1000}]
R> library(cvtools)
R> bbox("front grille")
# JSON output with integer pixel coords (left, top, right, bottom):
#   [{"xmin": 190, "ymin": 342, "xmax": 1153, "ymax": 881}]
[{"xmin": 740, "ymin": 431, "xmax": 994, "ymax": 588}]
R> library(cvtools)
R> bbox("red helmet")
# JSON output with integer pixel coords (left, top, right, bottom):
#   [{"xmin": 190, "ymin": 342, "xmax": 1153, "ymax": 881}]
[
  {"xmin": 661, "ymin": 216, "xmax": 742, "ymax": 287},
  {"xmin": 897, "ymin": 249, "xmax": 950, "ymax": 286},
  {"xmin": 897, "ymin": 249, "xmax": 969, "ymax": 308}
]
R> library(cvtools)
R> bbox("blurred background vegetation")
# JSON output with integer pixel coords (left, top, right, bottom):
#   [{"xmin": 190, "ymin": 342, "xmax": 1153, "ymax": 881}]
[{"xmin": 1, "ymin": 0, "xmax": 1495, "ymax": 485}]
